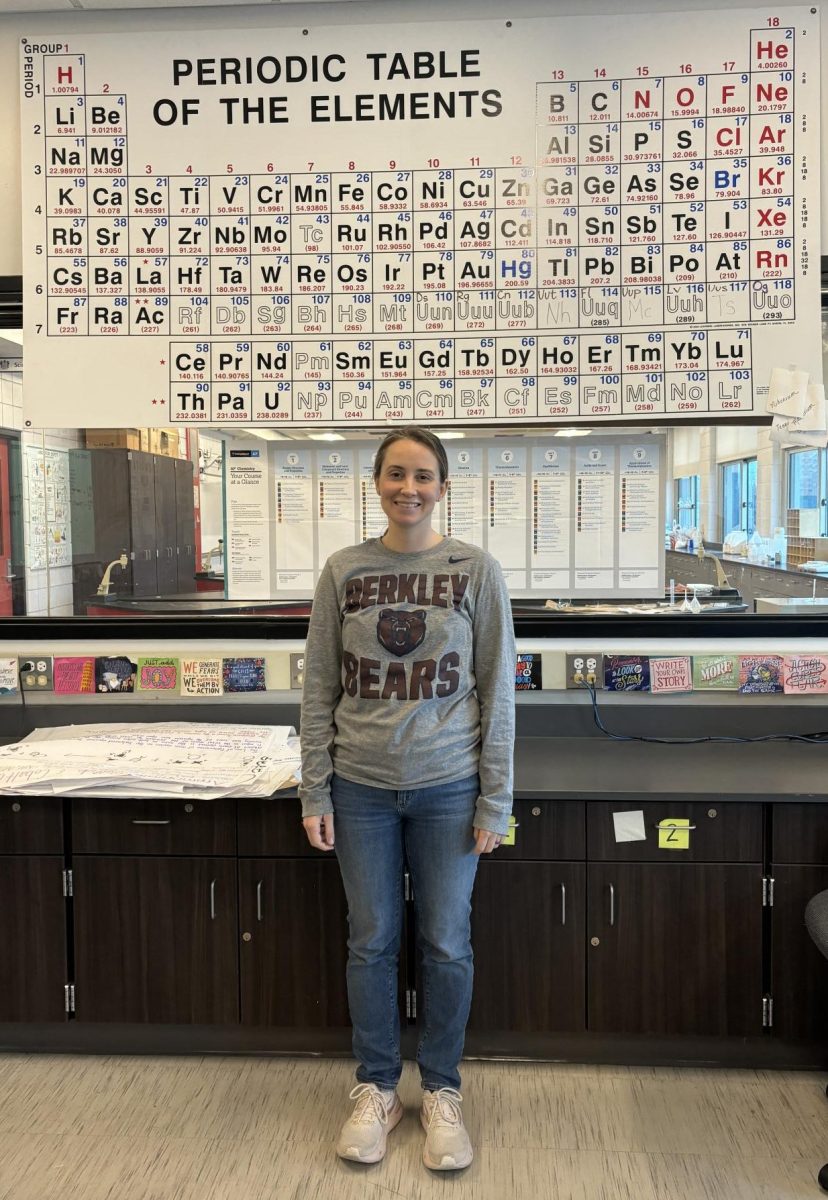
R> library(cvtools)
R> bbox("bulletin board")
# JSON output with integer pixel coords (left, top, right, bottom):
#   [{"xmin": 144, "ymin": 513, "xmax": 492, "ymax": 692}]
[
  {"xmin": 20, "ymin": 9, "xmax": 821, "ymax": 429},
  {"xmin": 224, "ymin": 435, "xmax": 665, "ymax": 599}
]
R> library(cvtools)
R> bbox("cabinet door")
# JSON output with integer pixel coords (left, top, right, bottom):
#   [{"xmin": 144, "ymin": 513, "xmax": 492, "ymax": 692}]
[
  {"xmin": 468, "ymin": 862, "xmax": 585, "ymax": 1033},
  {"xmin": 0, "ymin": 856, "xmax": 67, "ymax": 1022},
  {"xmin": 239, "ymin": 858, "xmax": 350, "ymax": 1026},
  {"xmin": 770, "ymin": 865, "xmax": 828, "ymax": 1041},
  {"xmin": 174, "ymin": 458, "xmax": 196, "ymax": 593},
  {"xmin": 73, "ymin": 856, "xmax": 238, "ymax": 1023},
  {"xmin": 587, "ymin": 863, "xmax": 762, "ymax": 1036},
  {"xmin": 129, "ymin": 450, "xmax": 158, "ymax": 596},
  {"xmin": 153, "ymin": 455, "xmax": 177, "ymax": 595}
]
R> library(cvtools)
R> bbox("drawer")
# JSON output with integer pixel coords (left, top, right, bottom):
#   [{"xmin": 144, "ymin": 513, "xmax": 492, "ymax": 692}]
[
  {"xmin": 495, "ymin": 800, "xmax": 584, "ymax": 861},
  {"xmin": 772, "ymin": 803, "xmax": 828, "ymax": 865},
  {"xmin": 238, "ymin": 797, "xmax": 585, "ymax": 861},
  {"xmin": 587, "ymin": 801, "xmax": 762, "ymax": 863},
  {"xmin": 0, "ymin": 797, "xmax": 63, "ymax": 854},
  {"xmin": 71, "ymin": 797, "xmax": 236, "ymax": 855},
  {"xmin": 238, "ymin": 796, "xmax": 314, "ymax": 857}
]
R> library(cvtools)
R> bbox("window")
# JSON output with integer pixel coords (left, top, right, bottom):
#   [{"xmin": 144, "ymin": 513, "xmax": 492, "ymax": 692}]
[
  {"xmin": 674, "ymin": 475, "xmax": 699, "ymax": 529},
  {"xmin": 787, "ymin": 448, "xmax": 827, "ymax": 535},
  {"xmin": 720, "ymin": 458, "xmax": 757, "ymax": 540}
]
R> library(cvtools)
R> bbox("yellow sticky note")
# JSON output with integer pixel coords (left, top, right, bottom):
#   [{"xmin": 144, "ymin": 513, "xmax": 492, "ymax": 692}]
[
  {"xmin": 502, "ymin": 815, "xmax": 518, "ymax": 847},
  {"xmin": 658, "ymin": 818, "xmax": 690, "ymax": 851}
]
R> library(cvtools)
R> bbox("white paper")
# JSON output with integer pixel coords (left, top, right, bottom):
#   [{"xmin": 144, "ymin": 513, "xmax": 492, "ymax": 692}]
[
  {"xmin": 766, "ymin": 366, "xmax": 810, "ymax": 418},
  {"xmin": 0, "ymin": 723, "xmax": 300, "ymax": 798},
  {"xmin": 612, "ymin": 810, "xmax": 647, "ymax": 843}
]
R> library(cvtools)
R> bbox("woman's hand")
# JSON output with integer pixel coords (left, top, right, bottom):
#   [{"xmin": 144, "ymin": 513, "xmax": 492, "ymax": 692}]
[
  {"xmin": 473, "ymin": 827, "xmax": 503, "ymax": 855},
  {"xmin": 303, "ymin": 812, "xmax": 335, "ymax": 851}
]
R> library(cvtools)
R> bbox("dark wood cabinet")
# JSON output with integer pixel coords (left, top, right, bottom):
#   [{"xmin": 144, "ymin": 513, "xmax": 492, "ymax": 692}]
[
  {"xmin": 587, "ymin": 863, "xmax": 763, "ymax": 1036},
  {"xmin": 469, "ymin": 861, "xmax": 585, "ymax": 1033},
  {"xmin": 72, "ymin": 856, "xmax": 238, "ymax": 1023},
  {"xmin": 0, "ymin": 856, "xmax": 67, "ymax": 1022},
  {"xmin": 770, "ymin": 865, "xmax": 828, "ymax": 1041},
  {"xmin": 770, "ymin": 805, "xmax": 828, "ymax": 1041},
  {"xmin": 175, "ymin": 457, "xmax": 196, "ymax": 592},
  {"xmin": 239, "ymin": 858, "xmax": 350, "ymax": 1027}
]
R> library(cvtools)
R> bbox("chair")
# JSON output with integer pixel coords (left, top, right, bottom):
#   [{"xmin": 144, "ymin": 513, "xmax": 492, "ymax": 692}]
[{"xmin": 804, "ymin": 889, "xmax": 828, "ymax": 1192}]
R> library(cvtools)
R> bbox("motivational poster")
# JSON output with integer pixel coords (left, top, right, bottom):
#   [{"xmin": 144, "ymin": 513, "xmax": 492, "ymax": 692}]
[
  {"xmin": 223, "ymin": 657, "xmax": 267, "ymax": 693},
  {"xmin": 94, "ymin": 656, "xmax": 137, "ymax": 693},
  {"xmin": 738, "ymin": 655, "xmax": 784, "ymax": 695},
  {"xmin": 649, "ymin": 656, "xmax": 692, "ymax": 694},
  {"xmin": 783, "ymin": 654, "xmax": 828, "ymax": 695},
  {"xmin": 692, "ymin": 655, "xmax": 739, "ymax": 691},
  {"xmin": 181, "ymin": 658, "xmax": 224, "ymax": 697},
  {"xmin": 54, "ymin": 656, "xmax": 96, "ymax": 695},
  {"xmin": 604, "ymin": 655, "xmax": 650, "ymax": 692},
  {"xmin": 137, "ymin": 657, "xmax": 179, "ymax": 692}
]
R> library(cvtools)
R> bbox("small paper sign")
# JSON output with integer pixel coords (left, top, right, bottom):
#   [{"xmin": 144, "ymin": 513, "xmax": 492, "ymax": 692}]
[
  {"xmin": 692, "ymin": 655, "xmax": 739, "ymax": 691},
  {"xmin": 137, "ymin": 657, "xmax": 179, "ymax": 692},
  {"xmin": 502, "ymin": 814, "xmax": 518, "ymax": 846},
  {"xmin": 223, "ymin": 657, "xmax": 266, "ymax": 692},
  {"xmin": 54, "ymin": 656, "xmax": 95, "ymax": 695},
  {"xmin": 783, "ymin": 655, "xmax": 828, "ymax": 695},
  {"xmin": 613, "ymin": 811, "xmax": 647, "ymax": 843},
  {"xmin": 658, "ymin": 818, "xmax": 691, "ymax": 851},
  {"xmin": 739, "ymin": 655, "xmax": 784, "ymax": 694},
  {"xmin": 515, "ymin": 653, "xmax": 543, "ymax": 691},
  {"xmin": 94, "ymin": 656, "xmax": 137, "ymax": 693},
  {"xmin": 181, "ymin": 658, "xmax": 224, "ymax": 696},
  {"xmin": 0, "ymin": 658, "xmax": 18, "ymax": 696},
  {"xmin": 649, "ymin": 656, "xmax": 692, "ymax": 694},
  {"xmin": 604, "ymin": 655, "xmax": 650, "ymax": 692}
]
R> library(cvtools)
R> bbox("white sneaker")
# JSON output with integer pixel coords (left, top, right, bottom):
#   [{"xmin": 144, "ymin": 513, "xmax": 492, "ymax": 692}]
[
  {"xmin": 421, "ymin": 1087, "xmax": 473, "ymax": 1170},
  {"xmin": 336, "ymin": 1083, "xmax": 403, "ymax": 1163}
]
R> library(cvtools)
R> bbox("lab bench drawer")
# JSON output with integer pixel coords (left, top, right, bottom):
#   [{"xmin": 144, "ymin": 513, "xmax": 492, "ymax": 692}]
[
  {"xmin": 587, "ymin": 801, "xmax": 762, "ymax": 862},
  {"xmin": 71, "ymin": 797, "xmax": 236, "ymax": 855},
  {"xmin": 0, "ymin": 797, "xmax": 63, "ymax": 855}
]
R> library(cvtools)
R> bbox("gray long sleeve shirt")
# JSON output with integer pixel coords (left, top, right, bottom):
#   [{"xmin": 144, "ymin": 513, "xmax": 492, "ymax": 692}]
[{"xmin": 298, "ymin": 537, "xmax": 516, "ymax": 835}]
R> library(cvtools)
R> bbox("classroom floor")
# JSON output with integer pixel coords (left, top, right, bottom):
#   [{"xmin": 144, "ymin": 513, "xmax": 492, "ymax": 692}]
[{"xmin": 0, "ymin": 1053, "xmax": 826, "ymax": 1200}]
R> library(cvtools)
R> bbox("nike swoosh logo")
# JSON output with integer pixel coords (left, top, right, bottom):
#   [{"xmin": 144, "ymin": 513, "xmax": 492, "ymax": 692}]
[{"xmin": 448, "ymin": 555, "xmax": 471, "ymax": 563}]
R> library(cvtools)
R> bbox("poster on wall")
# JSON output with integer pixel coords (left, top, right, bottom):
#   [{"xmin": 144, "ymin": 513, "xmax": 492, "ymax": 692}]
[
  {"xmin": 23, "ymin": 447, "xmax": 72, "ymax": 570},
  {"xmin": 19, "ymin": 10, "xmax": 821, "ymax": 430},
  {"xmin": 254, "ymin": 434, "xmax": 664, "ymax": 599}
]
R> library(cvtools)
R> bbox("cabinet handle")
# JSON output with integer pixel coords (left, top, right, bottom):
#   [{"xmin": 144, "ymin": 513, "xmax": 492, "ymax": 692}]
[
  {"xmin": 256, "ymin": 880, "xmax": 263, "ymax": 922},
  {"xmin": 608, "ymin": 883, "xmax": 615, "ymax": 927},
  {"xmin": 654, "ymin": 822, "xmax": 697, "ymax": 830},
  {"xmin": 131, "ymin": 819, "xmax": 171, "ymax": 825},
  {"xmin": 210, "ymin": 879, "xmax": 216, "ymax": 920},
  {"xmin": 560, "ymin": 882, "xmax": 566, "ymax": 927}
]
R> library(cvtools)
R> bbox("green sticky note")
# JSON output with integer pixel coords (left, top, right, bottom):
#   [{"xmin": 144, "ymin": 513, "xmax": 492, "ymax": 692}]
[
  {"xmin": 502, "ymin": 815, "xmax": 518, "ymax": 847},
  {"xmin": 658, "ymin": 818, "xmax": 690, "ymax": 851}
]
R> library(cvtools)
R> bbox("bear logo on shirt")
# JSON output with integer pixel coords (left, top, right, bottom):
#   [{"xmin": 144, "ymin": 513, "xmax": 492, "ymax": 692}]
[{"xmin": 377, "ymin": 609, "xmax": 427, "ymax": 657}]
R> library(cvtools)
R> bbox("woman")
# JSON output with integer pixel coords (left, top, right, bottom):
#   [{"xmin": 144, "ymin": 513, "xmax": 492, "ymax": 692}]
[{"xmin": 299, "ymin": 427, "xmax": 515, "ymax": 1172}]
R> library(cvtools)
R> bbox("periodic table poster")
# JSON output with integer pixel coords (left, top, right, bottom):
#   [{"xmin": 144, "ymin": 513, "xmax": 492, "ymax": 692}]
[{"xmin": 20, "ymin": 10, "xmax": 821, "ymax": 430}]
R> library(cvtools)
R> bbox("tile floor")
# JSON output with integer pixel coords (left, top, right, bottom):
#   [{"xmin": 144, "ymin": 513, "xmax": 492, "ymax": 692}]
[{"xmin": 0, "ymin": 1054, "xmax": 826, "ymax": 1200}]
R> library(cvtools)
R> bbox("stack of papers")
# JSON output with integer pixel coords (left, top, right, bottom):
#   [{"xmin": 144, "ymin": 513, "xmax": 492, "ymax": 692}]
[{"xmin": 0, "ymin": 722, "xmax": 301, "ymax": 799}]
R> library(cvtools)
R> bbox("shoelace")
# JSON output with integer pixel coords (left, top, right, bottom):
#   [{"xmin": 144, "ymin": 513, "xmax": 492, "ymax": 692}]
[
  {"xmin": 348, "ymin": 1083, "xmax": 393, "ymax": 1126},
  {"xmin": 424, "ymin": 1087, "xmax": 463, "ymax": 1128}
]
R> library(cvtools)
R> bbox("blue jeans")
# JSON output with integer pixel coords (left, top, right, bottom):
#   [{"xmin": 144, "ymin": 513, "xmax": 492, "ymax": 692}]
[{"xmin": 331, "ymin": 771, "xmax": 480, "ymax": 1092}]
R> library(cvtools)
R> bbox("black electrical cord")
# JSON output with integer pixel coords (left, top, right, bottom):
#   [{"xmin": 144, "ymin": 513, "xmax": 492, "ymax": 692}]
[{"xmin": 579, "ymin": 679, "xmax": 828, "ymax": 745}]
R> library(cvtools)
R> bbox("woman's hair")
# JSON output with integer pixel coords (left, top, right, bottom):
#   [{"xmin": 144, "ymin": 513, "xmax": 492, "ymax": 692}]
[{"xmin": 372, "ymin": 426, "xmax": 449, "ymax": 484}]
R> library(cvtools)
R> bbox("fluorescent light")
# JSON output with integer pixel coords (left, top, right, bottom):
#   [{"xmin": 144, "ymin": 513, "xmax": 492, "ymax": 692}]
[
  {"xmin": 2, "ymin": 331, "xmax": 23, "ymax": 346},
  {"xmin": 248, "ymin": 429, "xmax": 290, "ymax": 441},
  {"xmin": 436, "ymin": 430, "xmax": 465, "ymax": 440},
  {"xmin": 306, "ymin": 432, "xmax": 346, "ymax": 441},
  {"xmin": 553, "ymin": 428, "xmax": 592, "ymax": 438}
]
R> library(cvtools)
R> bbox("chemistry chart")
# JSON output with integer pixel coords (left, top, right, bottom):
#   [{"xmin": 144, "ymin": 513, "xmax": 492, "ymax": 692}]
[{"xmin": 20, "ymin": 10, "xmax": 821, "ymax": 428}]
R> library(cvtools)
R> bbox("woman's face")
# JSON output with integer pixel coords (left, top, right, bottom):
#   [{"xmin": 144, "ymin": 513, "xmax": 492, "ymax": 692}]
[{"xmin": 375, "ymin": 439, "xmax": 447, "ymax": 535}]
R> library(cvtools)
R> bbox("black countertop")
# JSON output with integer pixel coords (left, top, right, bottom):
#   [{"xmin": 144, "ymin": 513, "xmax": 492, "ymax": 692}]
[{"xmin": 511, "ymin": 737, "xmax": 827, "ymax": 801}]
